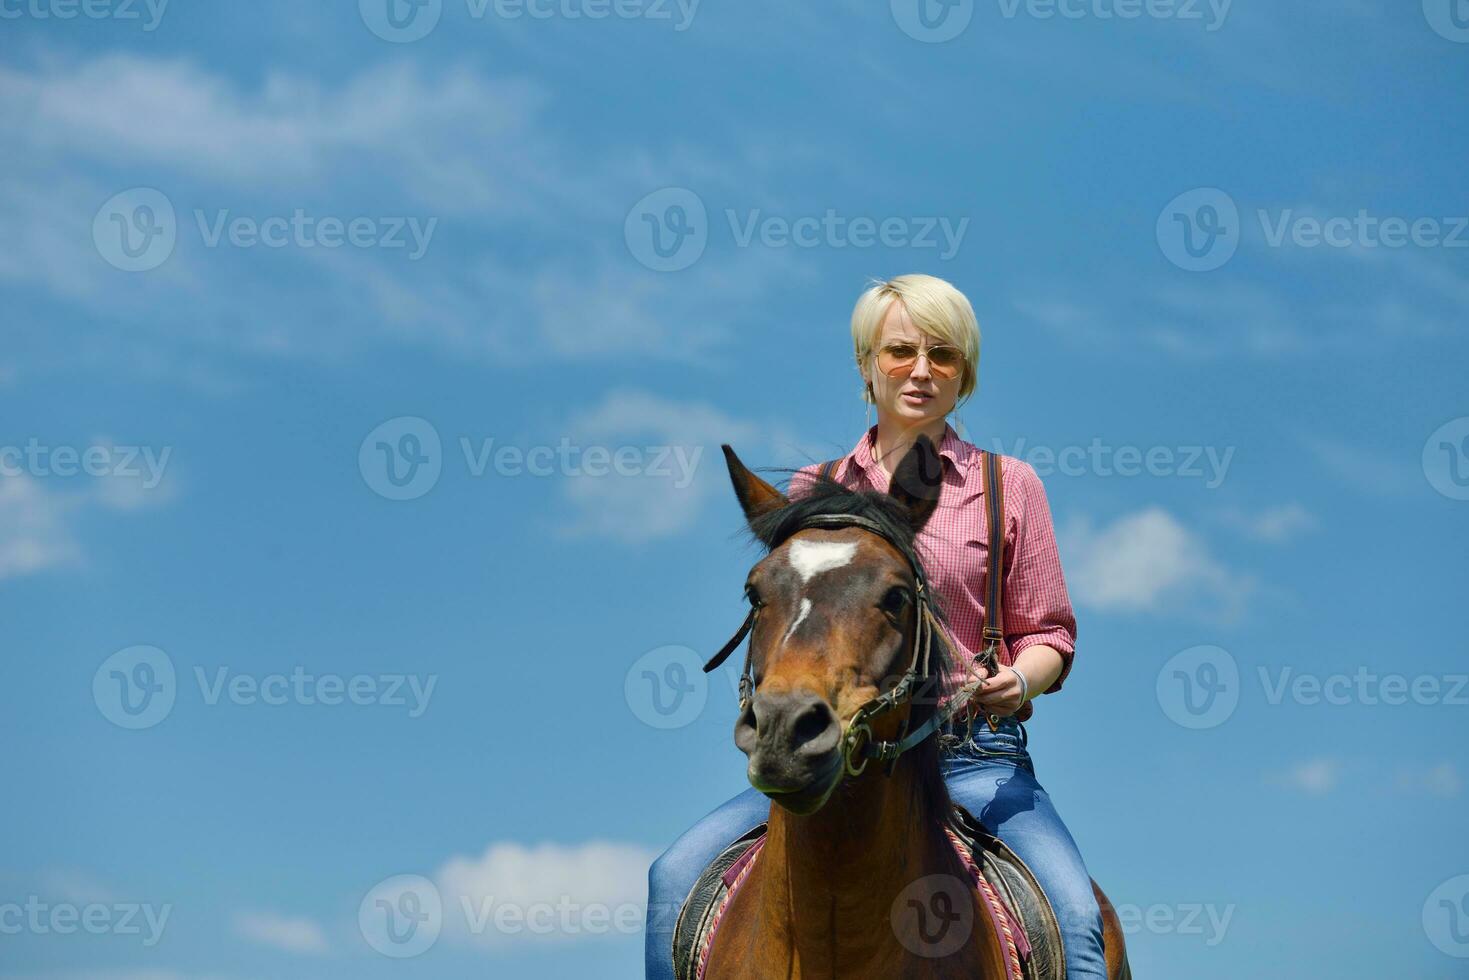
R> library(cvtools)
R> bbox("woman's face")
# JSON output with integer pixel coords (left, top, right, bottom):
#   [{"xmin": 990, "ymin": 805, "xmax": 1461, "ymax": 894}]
[{"xmin": 863, "ymin": 301, "xmax": 963, "ymax": 427}]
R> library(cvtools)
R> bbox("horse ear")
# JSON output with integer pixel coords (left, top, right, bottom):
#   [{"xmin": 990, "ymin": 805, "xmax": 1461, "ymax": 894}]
[
  {"xmin": 722, "ymin": 444, "xmax": 789, "ymax": 537},
  {"xmin": 888, "ymin": 434, "xmax": 943, "ymax": 534}
]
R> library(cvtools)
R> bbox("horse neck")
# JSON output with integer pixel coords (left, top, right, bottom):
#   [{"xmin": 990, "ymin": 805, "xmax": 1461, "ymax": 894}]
[{"xmin": 754, "ymin": 748, "xmax": 964, "ymax": 965}]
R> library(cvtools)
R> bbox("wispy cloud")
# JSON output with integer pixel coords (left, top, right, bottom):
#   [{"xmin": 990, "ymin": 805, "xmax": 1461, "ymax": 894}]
[
  {"xmin": 232, "ymin": 911, "xmax": 330, "ymax": 955},
  {"xmin": 1266, "ymin": 757, "xmax": 1342, "ymax": 795},
  {"xmin": 436, "ymin": 839, "xmax": 656, "ymax": 946},
  {"xmin": 1061, "ymin": 507, "xmax": 1252, "ymax": 622},
  {"xmin": 0, "ymin": 465, "xmax": 177, "ymax": 579},
  {"xmin": 1214, "ymin": 502, "xmax": 1316, "ymax": 542},
  {"xmin": 552, "ymin": 387, "xmax": 813, "ymax": 543}
]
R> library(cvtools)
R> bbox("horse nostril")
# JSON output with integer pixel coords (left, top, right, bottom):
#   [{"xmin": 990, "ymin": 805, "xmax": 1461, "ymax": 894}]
[{"xmin": 790, "ymin": 700, "xmax": 836, "ymax": 752}]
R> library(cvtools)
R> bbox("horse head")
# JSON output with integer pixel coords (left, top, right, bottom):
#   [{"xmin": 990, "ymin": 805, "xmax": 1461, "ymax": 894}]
[{"xmin": 717, "ymin": 435, "xmax": 951, "ymax": 816}]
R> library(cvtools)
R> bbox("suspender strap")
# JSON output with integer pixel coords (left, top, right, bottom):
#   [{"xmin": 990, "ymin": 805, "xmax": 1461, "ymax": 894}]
[
  {"xmin": 818, "ymin": 458, "xmax": 840, "ymax": 482},
  {"xmin": 980, "ymin": 449, "xmax": 1006, "ymax": 650}
]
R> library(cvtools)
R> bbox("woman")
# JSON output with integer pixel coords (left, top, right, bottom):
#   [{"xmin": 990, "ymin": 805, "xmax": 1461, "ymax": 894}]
[{"xmin": 644, "ymin": 274, "xmax": 1106, "ymax": 978}]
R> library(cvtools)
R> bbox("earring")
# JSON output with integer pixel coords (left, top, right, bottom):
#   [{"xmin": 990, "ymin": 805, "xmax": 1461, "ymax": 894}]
[{"xmin": 864, "ymin": 381, "xmax": 873, "ymax": 430}]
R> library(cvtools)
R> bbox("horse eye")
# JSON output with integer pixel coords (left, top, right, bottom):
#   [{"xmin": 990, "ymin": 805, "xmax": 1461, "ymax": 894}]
[
  {"xmin": 745, "ymin": 585, "xmax": 763, "ymax": 607},
  {"xmin": 880, "ymin": 586, "xmax": 909, "ymax": 615}
]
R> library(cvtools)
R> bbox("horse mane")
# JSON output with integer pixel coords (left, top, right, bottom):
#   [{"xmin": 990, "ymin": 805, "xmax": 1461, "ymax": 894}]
[{"xmin": 741, "ymin": 467, "xmax": 958, "ymax": 822}]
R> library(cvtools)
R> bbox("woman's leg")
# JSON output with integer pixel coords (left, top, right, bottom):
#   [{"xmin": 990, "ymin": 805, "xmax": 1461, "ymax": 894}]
[
  {"xmin": 940, "ymin": 720, "xmax": 1109, "ymax": 979},
  {"xmin": 644, "ymin": 786, "xmax": 770, "ymax": 980}
]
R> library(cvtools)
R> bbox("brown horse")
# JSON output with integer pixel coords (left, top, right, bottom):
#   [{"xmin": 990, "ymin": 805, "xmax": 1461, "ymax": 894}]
[{"xmin": 699, "ymin": 436, "xmax": 1128, "ymax": 979}]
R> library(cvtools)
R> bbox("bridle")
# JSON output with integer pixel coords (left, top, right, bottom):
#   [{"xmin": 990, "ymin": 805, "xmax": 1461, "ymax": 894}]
[{"xmin": 701, "ymin": 511, "xmax": 997, "ymax": 778}]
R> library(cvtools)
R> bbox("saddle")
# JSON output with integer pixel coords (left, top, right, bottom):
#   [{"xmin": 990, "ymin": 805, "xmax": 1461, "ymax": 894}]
[{"xmin": 671, "ymin": 802, "xmax": 1065, "ymax": 980}]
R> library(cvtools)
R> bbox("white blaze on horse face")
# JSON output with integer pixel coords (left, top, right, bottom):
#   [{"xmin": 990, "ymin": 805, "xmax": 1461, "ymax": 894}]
[
  {"xmin": 782, "ymin": 597, "xmax": 812, "ymax": 645},
  {"xmin": 786, "ymin": 539, "xmax": 858, "ymax": 585}
]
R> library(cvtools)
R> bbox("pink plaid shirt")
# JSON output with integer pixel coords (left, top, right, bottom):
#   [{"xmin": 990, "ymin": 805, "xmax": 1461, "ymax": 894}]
[{"xmin": 789, "ymin": 423, "xmax": 1078, "ymax": 707}]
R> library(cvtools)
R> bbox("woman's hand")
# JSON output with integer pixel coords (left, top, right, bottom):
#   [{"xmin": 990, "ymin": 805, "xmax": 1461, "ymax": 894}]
[{"xmin": 971, "ymin": 665, "xmax": 1027, "ymax": 718}]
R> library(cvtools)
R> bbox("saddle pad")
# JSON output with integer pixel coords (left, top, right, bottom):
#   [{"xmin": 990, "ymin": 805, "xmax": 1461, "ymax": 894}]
[{"xmin": 676, "ymin": 825, "xmax": 1029, "ymax": 980}]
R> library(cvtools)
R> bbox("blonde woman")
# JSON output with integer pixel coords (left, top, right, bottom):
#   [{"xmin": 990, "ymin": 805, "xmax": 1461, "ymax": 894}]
[{"xmin": 645, "ymin": 275, "xmax": 1106, "ymax": 977}]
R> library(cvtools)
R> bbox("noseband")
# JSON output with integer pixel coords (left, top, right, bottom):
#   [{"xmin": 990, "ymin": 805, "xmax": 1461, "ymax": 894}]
[{"xmin": 702, "ymin": 511, "xmax": 994, "ymax": 778}]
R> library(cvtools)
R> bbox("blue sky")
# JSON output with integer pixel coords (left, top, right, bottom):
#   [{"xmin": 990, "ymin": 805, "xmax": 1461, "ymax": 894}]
[{"xmin": 2, "ymin": 1, "xmax": 1467, "ymax": 977}]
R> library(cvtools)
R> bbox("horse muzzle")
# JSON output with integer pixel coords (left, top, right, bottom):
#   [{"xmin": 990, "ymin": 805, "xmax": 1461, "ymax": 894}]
[{"xmin": 735, "ymin": 689, "xmax": 845, "ymax": 813}]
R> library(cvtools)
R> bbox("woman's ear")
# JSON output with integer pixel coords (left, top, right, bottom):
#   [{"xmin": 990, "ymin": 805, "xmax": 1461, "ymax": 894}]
[{"xmin": 887, "ymin": 434, "xmax": 943, "ymax": 534}]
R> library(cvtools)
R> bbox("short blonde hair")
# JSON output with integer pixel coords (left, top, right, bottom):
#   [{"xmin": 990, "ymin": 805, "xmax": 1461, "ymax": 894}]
[{"xmin": 851, "ymin": 274, "xmax": 980, "ymax": 404}]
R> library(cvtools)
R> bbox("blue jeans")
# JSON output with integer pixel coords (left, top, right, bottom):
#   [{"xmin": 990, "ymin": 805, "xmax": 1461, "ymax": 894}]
[{"xmin": 644, "ymin": 718, "xmax": 1107, "ymax": 979}]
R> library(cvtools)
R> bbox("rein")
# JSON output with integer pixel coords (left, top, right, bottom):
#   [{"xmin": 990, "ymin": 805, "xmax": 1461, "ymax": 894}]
[{"xmin": 702, "ymin": 450, "xmax": 1009, "ymax": 778}]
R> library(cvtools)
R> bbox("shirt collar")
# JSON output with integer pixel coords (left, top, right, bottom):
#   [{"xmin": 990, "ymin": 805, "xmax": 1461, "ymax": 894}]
[{"xmin": 846, "ymin": 422, "xmax": 976, "ymax": 483}]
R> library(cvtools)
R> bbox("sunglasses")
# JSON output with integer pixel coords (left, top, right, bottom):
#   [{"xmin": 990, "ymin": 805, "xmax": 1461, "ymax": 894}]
[{"xmin": 874, "ymin": 341, "xmax": 966, "ymax": 380}]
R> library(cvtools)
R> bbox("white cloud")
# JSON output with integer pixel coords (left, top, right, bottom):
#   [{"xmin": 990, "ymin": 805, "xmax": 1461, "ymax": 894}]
[
  {"xmin": 554, "ymin": 388, "xmax": 774, "ymax": 543},
  {"xmin": 435, "ymin": 839, "xmax": 656, "ymax": 945},
  {"xmin": 1061, "ymin": 507, "xmax": 1251, "ymax": 621},
  {"xmin": 35, "ymin": 869, "xmax": 116, "ymax": 905},
  {"xmin": 1215, "ymin": 503, "xmax": 1316, "ymax": 542},
  {"xmin": 1395, "ymin": 762, "xmax": 1462, "ymax": 798},
  {"xmin": 1267, "ymin": 758, "xmax": 1341, "ymax": 795},
  {"xmin": 0, "ymin": 474, "xmax": 82, "ymax": 579},
  {"xmin": 232, "ymin": 911, "xmax": 329, "ymax": 955},
  {"xmin": 0, "ymin": 462, "xmax": 178, "ymax": 580}
]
